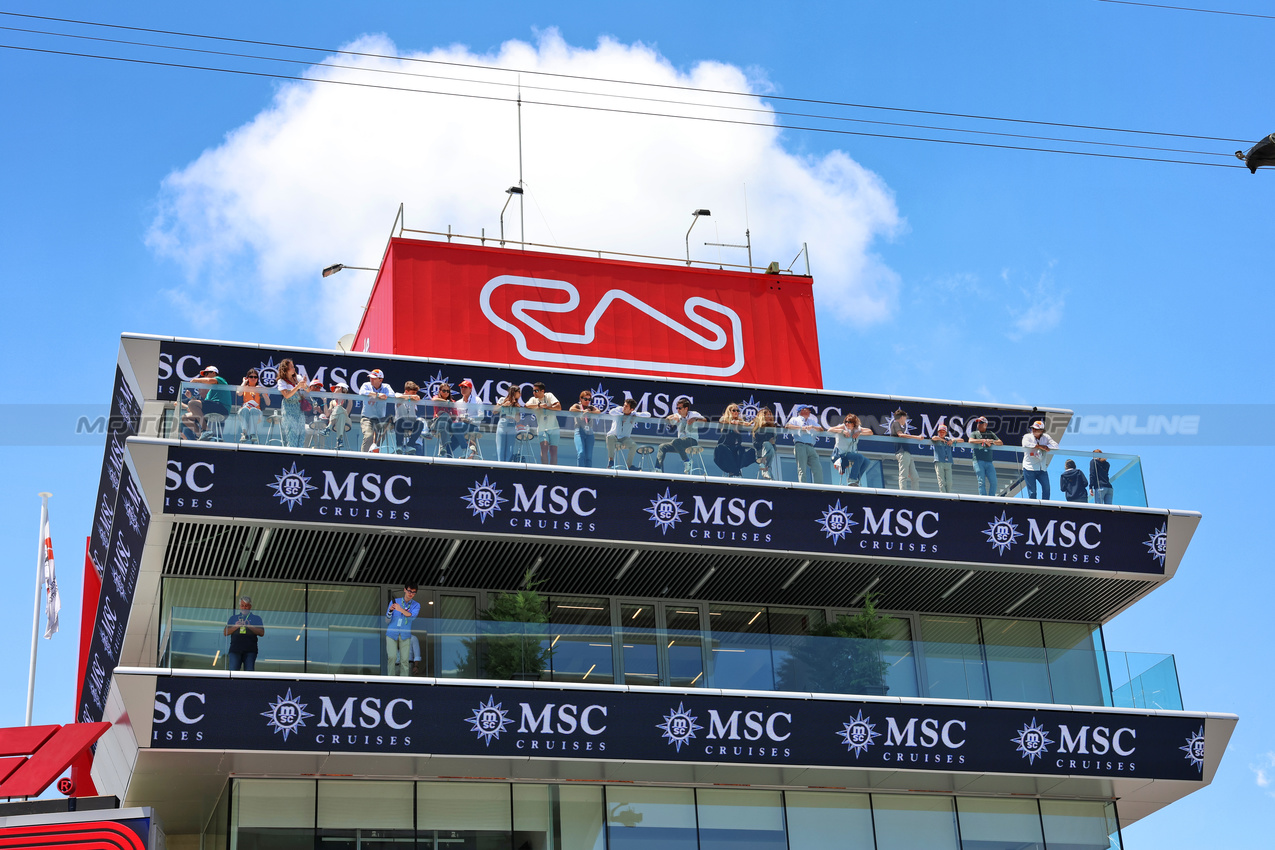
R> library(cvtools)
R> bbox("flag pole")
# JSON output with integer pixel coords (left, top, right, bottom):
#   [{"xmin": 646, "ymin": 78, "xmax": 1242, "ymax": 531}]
[{"xmin": 26, "ymin": 492, "xmax": 51, "ymax": 726}]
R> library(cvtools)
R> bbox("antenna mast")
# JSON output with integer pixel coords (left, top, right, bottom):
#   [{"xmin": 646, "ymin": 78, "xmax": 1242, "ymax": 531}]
[{"xmin": 517, "ymin": 80, "xmax": 525, "ymax": 247}]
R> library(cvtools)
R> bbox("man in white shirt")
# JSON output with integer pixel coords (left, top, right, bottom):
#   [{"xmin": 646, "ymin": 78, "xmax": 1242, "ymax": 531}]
[
  {"xmin": 657, "ymin": 399, "xmax": 706, "ymax": 473},
  {"xmin": 1021, "ymin": 419, "xmax": 1058, "ymax": 499},
  {"xmin": 787, "ymin": 405, "xmax": 825, "ymax": 484},
  {"xmin": 606, "ymin": 397, "xmax": 650, "ymax": 469},
  {"xmin": 357, "ymin": 369, "xmax": 395, "ymax": 453},
  {"xmin": 525, "ymin": 381, "xmax": 562, "ymax": 465},
  {"xmin": 454, "ymin": 378, "xmax": 482, "ymax": 458}
]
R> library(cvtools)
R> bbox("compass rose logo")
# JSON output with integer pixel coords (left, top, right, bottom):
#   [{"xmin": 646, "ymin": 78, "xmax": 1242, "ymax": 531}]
[
  {"xmin": 983, "ymin": 511, "xmax": 1022, "ymax": 555},
  {"xmin": 1180, "ymin": 726, "xmax": 1205, "ymax": 772},
  {"xmin": 425, "ymin": 370, "xmax": 452, "ymax": 398},
  {"xmin": 1144, "ymin": 523, "xmax": 1168, "ymax": 566},
  {"xmin": 657, "ymin": 702, "xmax": 702, "ymax": 752},
  {"xmin": 587, "ymin": 382, "xmax": 615, "ymax": 413},
  {"xmin": 256, "ymin": 356, "xmax": 281, "ymax": 387},
  {"xmin": 269, "ymin": 463, "xmax": 316, "ymax": 511},
  {"xmin": 1011, "ymin": 718, "xmax": 1053, "ymax": 764},
  {"xmin": 817, "ymin": 499, "xmax": 859, "ymax": 544},
  {"xmin": 467, "ymin": 696, "xmax": 513, "ymax": 745},
  {"xmin": 738, "ymin": 395, "xmax": 763, "ymax": 423},
  {"xmin": 837, "ymin": 710, "xmax": 880, "ymax": 758},
  {"xmin": 645, "ymin": 488, "xmax": 687, "ymax": 534},
  {"xmin": 462, "ymin": 476, "xmax": 507, "ymax": 523},
  {"xmin": 261, "ymin": 688, "xmax": 314, "ymax": 741}
]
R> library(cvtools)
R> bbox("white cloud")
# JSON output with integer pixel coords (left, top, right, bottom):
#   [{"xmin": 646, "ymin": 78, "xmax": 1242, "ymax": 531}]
[
  {"xmin": 1005, "ymin": 261, "xmax": 1066, "ymax": 340},
  {"xmin": 146, "ymin": 29, "xmax": 902, "ymax": 344},
  {"xmin": 1253, "ymin": 751, "xmax": 1275, "ymax": 797}
]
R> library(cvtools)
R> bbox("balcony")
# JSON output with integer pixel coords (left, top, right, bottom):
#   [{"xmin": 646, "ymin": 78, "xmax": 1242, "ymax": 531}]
[
  {"xmin": 160, "ymin": 608, "xmax": 1182, "ymax": 712},
  {"xmin": 168, "ymin": 382, "xmax": 1147, "ymax": 506}
]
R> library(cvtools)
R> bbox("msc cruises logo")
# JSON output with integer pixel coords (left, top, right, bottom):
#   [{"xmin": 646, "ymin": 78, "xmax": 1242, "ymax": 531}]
[
  {"xmin": 1011, "ymin": 718, "xmax": 1053, "ymax": 765},
  {"xmin": 816, "ymin": 499, "xmax": 859, "ymax": 544},
  {"xmin": 425, "ymin": 370, "xmax": 452, "ymax": 399},
  {"xmin": 256, "ymin": 357, "xmax": 281, "ymax": 387},
  {"xmin": 462, "ymin": 476, "xmax": 507, "ymax": 523},
  {"xmin": 269, "ymin": 463, "xmax": 316, "ymax": 511},
  {"xmin": 587, "ymin": 382, "xmax": 615, "ymax": 413},
  {"xmin": 467, "ymin": 696, "xmax": 513, "ymax": 745},
  {"xmin": 738, "ymin": 395, "xmax": 762, "ymax": 423},
  {"xmin": 983, "ymin": 511, "xmax": 1023, "ymax": 554},
  {"xmin": 1181, "ymin": 726, "xmax": 1205, "ymax": 772},
  {"xmin": 1145, "ymin": 523, "xmax": 1168, "ymax": 565},
  {"xmin": 262, "ymin": 689, "xmax": 314, "ymax": 741},
  {"xmin": 836, "ymin": 710, "xmax": 880, "ymax": 758},
  {"xmin": 645, "ymin": 488, "xmax": 687, "ymax": 534},
  {"xmin": 657, "ymin": 703, "xmax": 702, "ymax": 752}
]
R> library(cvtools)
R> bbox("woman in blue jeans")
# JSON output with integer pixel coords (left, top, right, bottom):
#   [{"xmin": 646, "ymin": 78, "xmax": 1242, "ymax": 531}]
[
  {"xmin": 570, "ymin": 389, "xmax": 603, "ymax": 467},
  {"xmin": 495, "ymin": 382, "xmax": 523, "ymax": 462},
  {"xmin": 829, "ymin": 413, "xmax": 873, "ymax": 484}
]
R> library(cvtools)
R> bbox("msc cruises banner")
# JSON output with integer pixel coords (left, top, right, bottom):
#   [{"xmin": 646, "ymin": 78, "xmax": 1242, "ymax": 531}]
[
  {"xmin": 79, "ymin": 460, "xmax": 152, "ymax": 724},
  {"xmin": 88, "ymin": 366, "xmax": 143, "ymax": 576},
  {"xmin": 154, "ymin": 338, "xmax": 1063, "ymax": 443},
  {"xmin": 162, "ymin": 445, "xmax": 1168, "ymax": 574},
  {"xmin": 150, "ymin": 676, "xmax": 1207, "ymax": 781}
]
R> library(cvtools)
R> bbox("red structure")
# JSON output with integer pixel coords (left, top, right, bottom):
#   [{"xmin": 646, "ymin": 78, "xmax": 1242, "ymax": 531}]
[
  {"xmin": 0, "ymin": 722, "xmax": 109, "ymax": 798},
  {"xmin": 355, "ymin": 239, "xmax": 824, "ymax": 388}
]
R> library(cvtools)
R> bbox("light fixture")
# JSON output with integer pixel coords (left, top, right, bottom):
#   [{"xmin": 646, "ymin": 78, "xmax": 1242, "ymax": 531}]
[
  {"xmin": 500, "ymin": 185, "xmax": 524, "ymax": 246},
  {"xmin": 940, "ymin": 570, "xmax": 976, "ymax": 600},
  {"xmin": 1004, "ymin": 587, "xmax": 1040, "ymax": 615},
  {"xmin": 1236, "ymin": 132, "xmax": 1275, "ymax": 173},
  {"xmin": 614, "ymin": 549, "xmax": 641, "ymax": 581},
  {"xmin": 322, "ymin": 263, "xmax": 378, "ymax": 278},
  {"xmin": 780, "ymin": 560, "xmax": 811, "ymax": 591},
  {"xmin": 850, "ymin": 577, "xmax": 881, "ymax": 606},
  {"xmin": 688, "ymin": 566, "xmax": 716, "ymax": 597},
  {"xmin": 685, "ymin": 209, "xmax": 711, "ymax": 265}
]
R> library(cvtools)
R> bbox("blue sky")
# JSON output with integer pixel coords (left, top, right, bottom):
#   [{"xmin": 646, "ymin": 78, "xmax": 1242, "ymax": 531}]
[{"xmin": 1, "ymin": 1, "xmax": 1270, "ymax": 844}]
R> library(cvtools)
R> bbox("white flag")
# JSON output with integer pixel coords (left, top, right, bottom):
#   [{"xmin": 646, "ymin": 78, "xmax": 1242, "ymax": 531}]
[{"xmin": 40, "ymin": 503, "xmax": 59, "ymax": 639}]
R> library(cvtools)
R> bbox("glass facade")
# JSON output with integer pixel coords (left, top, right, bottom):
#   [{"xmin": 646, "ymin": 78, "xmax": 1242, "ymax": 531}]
[
  {"xmin": 160, "ymin": 577, "xmax": 1180, "ymax": 710},
  {"xmin": 222, "ymin": 780, "xmax": 1122, "ymax": 850}
]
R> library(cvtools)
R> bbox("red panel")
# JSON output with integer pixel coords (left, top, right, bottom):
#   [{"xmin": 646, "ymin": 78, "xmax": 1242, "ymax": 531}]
[
  {"xmin": 73, "ymin": 537, "xmax": 102, "ymax": 796},
  {"xmin": 355, "ymin": 239, "xmax": 823, "ymax": 389},
  {"xmin": 0, "ymin": 722, "xmax": 110, "ymax": 798}
]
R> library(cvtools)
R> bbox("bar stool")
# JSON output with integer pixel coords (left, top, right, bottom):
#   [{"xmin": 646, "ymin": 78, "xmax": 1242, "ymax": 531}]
[
  {"xmin": 201, "ymin": 413, "xmax": 226, "ymax": 442},
  {"xmin": 264, "ymin": 413, "xmax": 283, "ymax": 446},
  {"xmin": 685, "ymin": 445, "xmax": 709, "ymax": 475},
  {"xmin": 634, "ymin": 445, "xmax": 657, "ymax": 472},
  {"xmin": 513, "ymin": 430, "xmax": 537, "ymax": 463}
]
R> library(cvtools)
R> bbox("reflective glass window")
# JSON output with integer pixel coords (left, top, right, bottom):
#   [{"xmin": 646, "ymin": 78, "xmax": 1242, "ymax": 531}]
[
  {"xmin": 436, "ymin": 593, "xmax": 479, "ymax": 678},
  {"xmin": 161, "ymin": 577, "xmax": 232, "ymax": 669},
  {"xmin": 956, "ymin": 797, "xmax": 1045, "ymax": 850},
  {"xmin": 871, "ymin": 793, "xmax": 960, "ymax": 850},
  {"xmin": 1043, "ymin": 622, "xmax": 1105, "ymax": 706},
  {"xmin": 1040, "ymin": 800, "xmax": 1122, "ymax": 850},
  {"xmin": 983, "ymin": 618, "xmax": 1052, "ymax": 703},
  {"xmin": 232, "ymin": 778, "xmax": 315, "ymax": 850},
  {"xmin": 784, "ymin": 791, "xmax": 875, "ymax": 849},
  {"xmin": 919, "ymin": 615, "xmax": 988, "ymax": 700},
  {"xmin": 606, "ymin": 787, "xmax": 698, "ymax": 850},
  {"xmin": 880, "ymin": 615, "xmax": 920, "ymax": 698},
  {"xmin": 307, "ymin": 585, "xmax": 382, "ymax": 676},
  {"xmin": 707, "ymin": 604, "xmax": 774, "ymax": 690},
  {"xmin": 664, "ymin": 606, "xmax": 706, "ymax": 688},
  {"xmin": 317, "ymin": 779, "xmax": 413, "ymax": 849},
  {"xmin": 513, "ymin": 784, "xmax": 606, "ymax": 850},
  {"xmin": 234, "ymin": 580, "xmax": 306, "ymax": 674},
  {"xmin": 697, "ymin": 788, "xmax": 786, "ymax": 850},
  {"xmin": 418, "ymin": 781, "xmax": 511, "ymax": 850},
  {"xmin": 548, "ymin": 596, "xmax": 613, "ymax": 684},
  {"xmin": 620, "ymin": 604, "xmax": 660, "ymax": 686}
]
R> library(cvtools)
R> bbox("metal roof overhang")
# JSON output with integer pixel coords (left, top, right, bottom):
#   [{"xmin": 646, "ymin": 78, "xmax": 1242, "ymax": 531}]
[{"xmin": 97, "ymin": 668, "xmax": 1237, "ymax": 837}]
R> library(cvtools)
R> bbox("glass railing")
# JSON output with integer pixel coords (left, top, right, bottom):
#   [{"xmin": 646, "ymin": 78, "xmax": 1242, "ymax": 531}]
[
  {"xmin": 165, "ymin": 382, "xmax": 1147, "ymax": 506},
  {"xmin": 159, "ymin": 610, "xmax": 1181, "ymax": 710}
]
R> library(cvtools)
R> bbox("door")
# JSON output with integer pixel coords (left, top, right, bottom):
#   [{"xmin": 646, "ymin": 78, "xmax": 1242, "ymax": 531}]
[{"xmin": 616, "ymin": 600, "xmax": 708, "ymax": 687}]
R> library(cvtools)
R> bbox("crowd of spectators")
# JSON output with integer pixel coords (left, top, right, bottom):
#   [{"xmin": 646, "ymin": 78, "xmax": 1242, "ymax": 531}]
[{"xmin": 178, "ymin": 368, "xmax": 1117, "ymax": 502}]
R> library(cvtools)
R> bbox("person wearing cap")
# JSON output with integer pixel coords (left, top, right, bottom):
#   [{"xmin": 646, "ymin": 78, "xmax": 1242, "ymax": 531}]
[
  {"xmin": 1021, "ymin": 419, "xmax": 1058, "ymax": 499},
  {"xmin": 303, "ymin": 378, "xmax": 327, "ymax": 448},
  {"xmin": 967, "ymin": 416, "xmax": 1003, "ymax": 496},
  {"xmin": 223, "ymin": 595, "xmax": 265, "ymax": 672},
  {"xmin": 787, "ymin": 405, "xmax": 825, "ymax": 484},
  {"xmin": 1089, "ymin": 449, "xmax": 1113, "ymax": 504},
  {"xmin": 184, "ymin": 365, "xmax": 233, "ymax": 440},
  {"xmin": 657, "ymin": 399, "xmax": 707, "ymax": 473},
  {"xmin": 275, "ymin": 359, "xmax": 308, "ymax": 448},
  {"xmin": 930, "ymin": 423, "xmax": 957, "ymax": 493},
  {"xmin": 526, "ymin": 382, "xmax": 563, "ymax": 465},
  {"xmin": 357, "ymin": 369, "xmax": 395, "ymax": 452},
  {"xmin": 890, "ymin": 409, "xmax": 925, "ymax": 490},
  {"xmin": 452, "ymin": 379, "xmax": 482, "ymax": 458},
  {"xmin": 1060, "ymin": 459, "xmax": 1089, "ymax": 502}
]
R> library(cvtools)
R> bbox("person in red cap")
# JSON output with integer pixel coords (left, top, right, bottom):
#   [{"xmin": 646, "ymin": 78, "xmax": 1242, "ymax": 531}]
[
  {"xmin": 1021, "ymin": 419, "xmax": 1058, "ymax": 499},
  {"xmin": 454, "ymin": 379, "xmax": 482, "ymax": 458}
]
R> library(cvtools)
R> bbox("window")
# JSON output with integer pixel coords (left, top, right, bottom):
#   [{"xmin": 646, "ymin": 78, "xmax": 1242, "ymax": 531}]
[
  {"xmin": 317, "ymin": 779, "xmax": 413, "ymax": 849},
  {"xmin": 161, "ymin": 577, "xmax": 232, "ymax": 669},
  {"xmin": 707, "ymin": 604, "xmax": 774, "ymax": 690},
  {"xmin": 234, "ymin": 580, "xmax": 306, "ymax": 674},
  {"xmin": 1043, "ymin": 622, "xmax": 1105, "ymax": 706},
  {"xmin": 697, "ymin": 789, "xmax": 786, "ymax": 850},
  {"xmin": 983, "ymin": 619, "xmax": 1052, "ymax": 703},
  {"xmin": 307, "ymin": 585, "xmax": 381, "ymax": 676},
  {"xmin": 871, "ymin": 794, "xmax": 960, "ymax": 850},
  {"xmin": 606, "ymin": 787, "xmax": 698, "ymax": 850},
  {"xmin": 231, "ymin": 779, "xmax": 314, "ymax": 850},
  {"xmin": 1040, "ymin": 800, "xmax": 1122, "ymax": 850},
  {"xmin": 417, "ymin": 782, "xmax": 511, "ymax": 850},
  {"xmin": 919, "ymin": 615, "xmax": 989, "ymax": 700},
  {"xmin": 548, "ymin": 596, "xmax": 613, "ymax": 684},
  {"xmin": 956, "ymin": 797, "xmax": 1045, "ymax": 850},
  {"xmin": 784, "ymin": 791, "xmax": 874, "ymax": 849},
  {"xmin": 513, "ymin": 784, "xmax": 606, "ymax": 850}
]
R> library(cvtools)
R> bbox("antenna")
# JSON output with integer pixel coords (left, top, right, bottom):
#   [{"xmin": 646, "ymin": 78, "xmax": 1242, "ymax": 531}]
[
  {"xmin": 743, "ymin": 183, "xmax": 752, "ymax": 271},
  {"xmin": 517, "ymin": 78, "xmax": 525, "ymax": 247}
]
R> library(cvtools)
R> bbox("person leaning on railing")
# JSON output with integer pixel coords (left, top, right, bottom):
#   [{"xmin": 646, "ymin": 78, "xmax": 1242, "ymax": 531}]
[
  {"xmin": 357, "ymin": 368, "xmax": 395, "ymax": 452},
  {"xmin": 1089, "ymin": 449, "xmax": 1113, "ymax": 504},
  {"xmin": 752, "ymin": 407, "xmax": 780, "ymax": 480},
  {"xmin": 495, "ymin": 382, "xmax": 524, "ymax": 462},
  {"xmin": 570, "ymin": 389, "xmax": 604, "ymax": 468},
  {"xmin": 394, "ymin": 381, "xmax": 424, "ymax": 455},
  {"xmin": 967, "ymin": 416, "xmax": 1003, "ymax": 496},
  {"xmin": 526, "ymin": 382, "xmax": 562, "ymax": 465},
  {"xmin": 890, "ymin": 408, "xmax": 925, "ymax": 491},
  {"xmin": 829, "ymin": 413, "xmax": 873, "ymax": 486},
  {"xmin": 431, "ymin": 382, "xmax": 458, "ymax": 457},
  {"xmin": 323, "ymin": 382, "xmax": 353, "ymax": 448},
  {"xmin": 930, "ymin": 423, "xmax": 958, "ymax": 493},
  {"xmin": 453, "ymin": 379, "xmax": 483, "ymax": 459},
  {"xmin": 714, "ymin": 404, "xmax": 755, "ymax": 477},
  {"xmin": 787, "ymin": 405, "xmax": 825, "ymax": 484},
  {"xmin": 657, "ymin": 399, "xmax": 707, "ymax": 473},
  {"xmin": 1021, "ymin": 419, "xmax": 1058, "ymax": 500}
]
